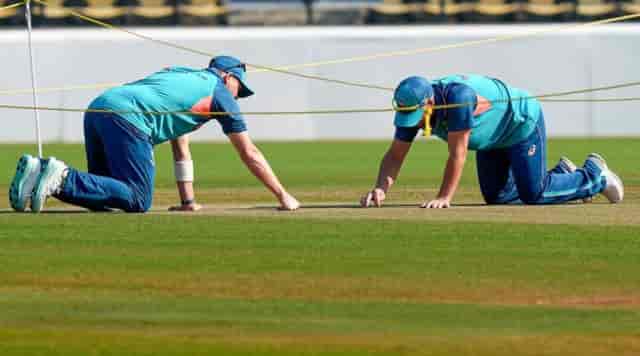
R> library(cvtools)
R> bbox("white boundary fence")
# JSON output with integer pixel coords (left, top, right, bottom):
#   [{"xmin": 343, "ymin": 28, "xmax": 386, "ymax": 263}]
[{"xmin": 1, "ymin": 24, "xmax": 639, "ymax": 142}]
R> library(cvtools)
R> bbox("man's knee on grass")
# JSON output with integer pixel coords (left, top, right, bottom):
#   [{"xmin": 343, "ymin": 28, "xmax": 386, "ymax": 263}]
[
  {"xmin": 123, "ymin": 191, "xmax": 153, "ymax": 213},
  {"xmin": 481, "ymin": 187, "xmax": 520, "ymax": 205}
]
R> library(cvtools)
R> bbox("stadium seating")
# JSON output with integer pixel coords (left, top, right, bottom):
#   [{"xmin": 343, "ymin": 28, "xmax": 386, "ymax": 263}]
[
  {"xmin": 576, "ymin": 0, "xmax": 617, "ymax": 20},
  {"xmin": 366, "ymin": 0, "xmax": 445, "ymax": 23},
  {"xmin": 0, "ymin": 0, "xmax": 22, "ymax": 26},
  {"xmin": 82, "ymin": 0, "xmax": 125, "ymax": 20},
  {"xmin": 522, "ymin": 0, "xmax": 575, "ymax": 22},
  {"xmin": 442, "ymin": 0, "xmax": 474, "ymax": 21},
  {"xmin": 130, "ymin": 0, "xmax": 175, "ymax": 24},
  {"xmin": 621, "ymin": 0, "xmax": 640, "ymax": 14},
  {"xmin": 2, "ymin": 0, "xmax": 636, "ymax": 27},
  {"xmin": 178, "ymin": 0, "xmax": 228, "ymax": 25},
  {"xmin": 34, "ymin": 0, "xmax": 128, "ymax": 25},
  {"xmin": 473, "ymin": 0, "xmax": 520, "ymax": 22},
  {"xmin": 37, "ymin": 0, "xmax": 73, "ymax": 25}
]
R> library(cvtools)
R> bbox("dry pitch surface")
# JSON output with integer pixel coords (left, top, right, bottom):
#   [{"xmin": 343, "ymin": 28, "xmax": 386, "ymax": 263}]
[{"xmin": 5, "ymin": 185, "xmax": 637, "ymax": 227}]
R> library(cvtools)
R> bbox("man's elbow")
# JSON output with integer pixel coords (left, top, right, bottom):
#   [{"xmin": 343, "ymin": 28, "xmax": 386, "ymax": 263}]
[{"xmin": 239, "ymin": 146, "xmax": 260, "ymax": 163}]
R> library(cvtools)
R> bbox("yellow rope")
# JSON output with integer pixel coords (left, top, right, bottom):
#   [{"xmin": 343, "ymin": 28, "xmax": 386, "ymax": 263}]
[
  {"xmin": 434, "ymin": 80, "xmax": 640, "ymax": 110},
  {"xmin": 33, "ymin": 0, "xmax": 392, "ymax": 92},
  {"xmin": 0, "ymin": 82, "xmax": 122, "ymax": 96},
  {"xmin": 540, "ymin": 97, "xmax": 640, "ymax": 102},
  {"xmin": 0, "ymin": 1, "xmax": 24, "ymax": 11},
  {"xmin": 250, "ymin": 13, "xmax": 640, "ymax": 73},
  {"xmin": 2, "ymin": 80, "xmax": 640, "ymax": 116},
  {"xmin": 31, "ymin": 0, "xmax": 640, "ymax": 93},
  {"xmin": 0, "ymin": 105, "xmax": 393, "ymax": 115}
]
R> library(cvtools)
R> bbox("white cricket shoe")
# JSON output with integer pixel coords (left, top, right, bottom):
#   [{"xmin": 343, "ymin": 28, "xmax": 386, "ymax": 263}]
[
  {"xmin": 556, "ymin": 156, "xmax": 592, "ymax": 203},
  {"xmin": 557, "ymin": 156, "xmax": 577, "ymax": 173},
  {"xmin": 30, "ymin": 157, "xmax": 68, "ymax": 213},
  {"xmin": 9, "ymin": 154, "xmax": 42, "ymax": 212},
  {"xmin": 585, "ymin": 153, "xmax": 624, "ymax": 204}
]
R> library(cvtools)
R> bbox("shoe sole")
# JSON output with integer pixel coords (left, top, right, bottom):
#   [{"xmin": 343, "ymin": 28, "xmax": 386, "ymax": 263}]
[
  {"xmin": 31, "ymin": 159, "xmax": 58, "ymax": 213},
  {"xmin": 603, "ymin": 170, "xmax": 624, "ymax": 203},
  {"xmin": 586, "ymin": 153, "xmax": 624, "ymax": 203},
  {"xmin": 9, "ymin": 155, "xmax": 40, "ymax": 212}
]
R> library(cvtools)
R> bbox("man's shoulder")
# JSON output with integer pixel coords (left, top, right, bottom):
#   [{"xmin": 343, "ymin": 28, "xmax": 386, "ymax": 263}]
[
  {"xmin": 443, "ymin": 82, "xmax": 476, "ymax": 104},
  {"xmin": 162, "ymin": 66, "xmax": 201, "ymax": 73},
  {"xmin": 149, "ymin": 67, "xmax": 219, "ymax": 81}
]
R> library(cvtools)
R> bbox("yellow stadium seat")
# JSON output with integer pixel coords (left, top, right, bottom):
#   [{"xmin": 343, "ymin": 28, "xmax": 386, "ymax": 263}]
[
  {"xmin": 82, "ymin": 0, "xmax": 125, "ymax": 19},
  {"xmin": 369, "ymin": 0, "xmax": 455, "ymax": 22},
  {"xmin": 39, "ymin": 0, "xmax": 71, "ymax": 20},
  {"xmin": 419, "ymin": 0, "xmax": 473, "ymax": 17},
  {"xmin": 178, "ymin": 0, "xmax": 227, "ymax": 18},
  {"xmin": 441, "ymin": 0, "xmax": 474, "ymax": 16},
  {"xmin": 622, "ymin": 0, "xmax": 640, "ymax": 14},
  {"xmin": 373, "ymin": 0, "xmax": 413, "ymax": 16},
  {"xmin": 524, "ymin": 0, "xmax": 575, "ymax": 17},
  {"xmin": 576, "ymin": 0, "xmax": 616, "ymax": 18},
  {"xmin": 0, "ymin": 1, "xmax": 20, "ymax": 21},
  {"xmin": 475, "ymin": 0, "xmax": 521, "ymax": 16},
  {"xmin": 132, "ymin": 0, "xmax": 174, "ymax": 19}
]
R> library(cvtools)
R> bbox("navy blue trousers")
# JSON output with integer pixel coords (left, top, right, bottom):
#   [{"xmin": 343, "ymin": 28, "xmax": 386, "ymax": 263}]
[
  {"xmin": 477, "ymin": 114, "xmax": 605, "ymax": 204},
  {"xmin": 57, "ymin": 112, "xmax": 155, "ymax": 212}
]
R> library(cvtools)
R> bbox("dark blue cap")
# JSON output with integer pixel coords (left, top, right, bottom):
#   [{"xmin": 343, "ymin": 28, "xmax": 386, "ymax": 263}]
[
  {"xmin": 393, "ymin": 76, "xmax": 433, "ymax": 127},
  {"xmin": 209, "ymin": 55, "xmax": 254, "ymax": 98}
]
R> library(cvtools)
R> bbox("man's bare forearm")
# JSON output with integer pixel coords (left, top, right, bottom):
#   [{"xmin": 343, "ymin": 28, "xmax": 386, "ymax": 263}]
[
  {"xmin": 170, "ymin": 135, "xmax": 195, "ymax": 203},
  {"xmin": 229, "ymin": 132, "xmax": 287, "ymax": 199},
  {"xmin": 375, "ymin": 151, "xmax": 402, "ymax": 192},
  {"xmin": 374, "ymin": 139, "xmax": 412, "ymax": 192},
  {"xmin": 240, "ymin": 146, "xmax": 285, "ymax": 198},
  {"xmin": 437, "ymin": 155, "xmax": 466, "ymax": 200}
]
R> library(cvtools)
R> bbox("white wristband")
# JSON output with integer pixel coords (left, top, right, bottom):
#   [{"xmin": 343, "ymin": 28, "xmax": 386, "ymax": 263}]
[{"xmin": 174, "ymin": 160, "xmax": 194, "ymax": 182}]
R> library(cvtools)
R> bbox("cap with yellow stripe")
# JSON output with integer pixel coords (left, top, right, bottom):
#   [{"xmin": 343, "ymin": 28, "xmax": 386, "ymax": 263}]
[{"xmin": 393, "ymin": 76, "xmax": 434, "ymax": 136}]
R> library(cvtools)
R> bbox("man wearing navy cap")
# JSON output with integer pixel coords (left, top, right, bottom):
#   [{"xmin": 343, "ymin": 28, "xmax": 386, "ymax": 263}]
[
  {"xmin": 10, "ymin": 55, "xmax": 300, "ymax": 213},
  {"xmin": 361, "ymin": 74, "xmax": 624, "ymax": 208}
]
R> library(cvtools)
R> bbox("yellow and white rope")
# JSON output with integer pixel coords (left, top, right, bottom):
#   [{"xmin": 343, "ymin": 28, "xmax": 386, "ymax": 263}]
[
  {"xmin": 19, "ymin": 0, "xmax": 640, "ymax": 95},
  {"xmin": 2, "ymin": 79, "xmax": 639, "ymax": 116},
  {"xmin": 0, "ymin": 1, "xmax": 24, "ymax": 11}
]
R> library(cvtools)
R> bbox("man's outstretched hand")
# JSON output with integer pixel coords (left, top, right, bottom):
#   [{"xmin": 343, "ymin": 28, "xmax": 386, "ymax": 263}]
[
  {"xmin": 421, "ymin": 197, "xmax": 451, "ymax": 209},
  {"xmin": 360, "ymin": 188, "xmax": 386, "ymax": 208},
  {"xmin": 278, "ymin": 192, "xmax": 300, "ymax": 211},
  {"xmin": 168, "ymin": 202, "xmax": 203, "ymax": 212}
]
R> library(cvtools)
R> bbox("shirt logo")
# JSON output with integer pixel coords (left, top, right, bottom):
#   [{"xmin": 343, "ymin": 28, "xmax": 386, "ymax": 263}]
[{"xmin": 528, "ymin": 144, "xmax": 536, "ymax": 156}]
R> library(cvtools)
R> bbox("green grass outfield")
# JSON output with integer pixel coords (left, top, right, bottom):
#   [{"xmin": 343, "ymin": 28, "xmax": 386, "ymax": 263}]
[{"xmin": 1, "ymin": 139, "xmax": 639, "ymax": 356}]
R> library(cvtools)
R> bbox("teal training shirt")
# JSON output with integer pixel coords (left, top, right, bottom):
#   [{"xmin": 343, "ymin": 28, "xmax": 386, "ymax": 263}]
[
  {"xmin": 395, "ymin": 74, "xmax": 541, "ymax": 151},
  {"xmin": 88, "ymin": 67, "xmax": 242, "ymax": 145}
]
